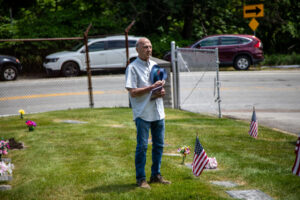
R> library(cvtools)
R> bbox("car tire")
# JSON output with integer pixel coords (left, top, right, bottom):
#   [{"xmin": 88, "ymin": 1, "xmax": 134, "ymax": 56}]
[
  {"xmin": 1, "ymin": 65, "xmax": 18, "ymax": 81},
  {"xmin": 234, "ymin": 55, "xmax": 251, "ymax": 70},
  {"xmin": 61, "ymin": 62, "xmax": 80, "ymax": 77}
]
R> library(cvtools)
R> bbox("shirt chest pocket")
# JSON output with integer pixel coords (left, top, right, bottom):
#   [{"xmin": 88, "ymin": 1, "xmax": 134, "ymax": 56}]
[{"xmin": 137, "ymin": 71, "xmax": 150, "ymax": 88}]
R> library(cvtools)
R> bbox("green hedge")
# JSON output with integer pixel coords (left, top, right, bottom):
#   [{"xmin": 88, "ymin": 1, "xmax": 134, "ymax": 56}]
[{"xmin": 262, "ymin": 52, "xmax": 300, "ymax": 66}]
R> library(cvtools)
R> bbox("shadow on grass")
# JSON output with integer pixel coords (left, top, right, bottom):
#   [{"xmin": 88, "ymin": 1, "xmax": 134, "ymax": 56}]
[
  {"xmin": 289, "ymin": 140, "xmax": 297, "ymax": 146},
  {"xmin": 85, "ymin": 183, "xmax": 136, "ymax": 193}
]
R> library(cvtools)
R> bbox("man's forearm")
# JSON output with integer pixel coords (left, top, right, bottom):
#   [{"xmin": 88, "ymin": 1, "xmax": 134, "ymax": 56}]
[
  {"xmin": 127, "ymin": 80, "xmax": 165, "ymax": 98},
  {"xmin": 128, "ymin": 86, "xmax": 153, "ymax": 97}
]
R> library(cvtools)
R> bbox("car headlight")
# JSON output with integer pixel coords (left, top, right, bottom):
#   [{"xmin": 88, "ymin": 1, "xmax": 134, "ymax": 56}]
[{"xmin": 46, "ymin": 58, "xmax": 59, "ymax": 63}]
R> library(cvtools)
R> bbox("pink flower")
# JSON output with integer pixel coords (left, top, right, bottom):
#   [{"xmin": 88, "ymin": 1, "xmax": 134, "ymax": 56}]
[
  {"xmin": 26, "ymin": 120, "xmax": 37, "ymax": 127},
  {"xmin": 0, "ymin": 140, "xmax": 10, "ymax": 155}
]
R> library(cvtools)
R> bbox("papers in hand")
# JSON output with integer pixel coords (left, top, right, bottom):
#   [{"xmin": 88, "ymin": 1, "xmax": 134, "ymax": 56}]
[
  {"xmin": 150, "ymin": 86, "xmax": 163, "ymax": 100},
  {"xmin": 151, "ymin": 86, "xmax": 163, "ymax": 93}
]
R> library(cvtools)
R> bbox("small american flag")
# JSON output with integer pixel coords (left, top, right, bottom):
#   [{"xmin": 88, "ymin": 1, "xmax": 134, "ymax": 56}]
[
  {"xmin": 292, "ymin": 135, "xmax": 300, "ymax": 176},
  {"xmin": 248, "ymin": 107, "xmax": 258, "ymax": 138},
  {"xmin": 192, "ymin": 136, "xmax": 209, "ymax": 177}
]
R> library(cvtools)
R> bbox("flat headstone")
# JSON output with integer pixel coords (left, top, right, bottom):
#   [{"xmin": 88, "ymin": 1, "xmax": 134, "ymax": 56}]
[
  {"xmin": 226, "ymin": 190, "xmax": 273, "ymax": 200},
  {"xmin": 0, "ymin": 185, "xmax": 11, "ymax": 191},
  {"xmin": 61, "ymin": 120, "xmax": 87, "ymax": 124},
  {"xmin": 0, "ymin": 176, "xmax": 13, "ymax": 181},
  {"xmin": 185, "ymin": 163, "xmax": 218, "ymax": 171},
  {"xmin": 210, "ymin": 181, "xmax": 238, "ymax": 188},
  {"xmin": 1, "ymin": 158, "xmax": 11, "ymax": 162},
  {"xmin": 185, "ymin": 163, "xmax": 193, "ymax": 169},
  {"xmin": 163, "ymin": 153, "xmax": 181, "ymax": 157}
]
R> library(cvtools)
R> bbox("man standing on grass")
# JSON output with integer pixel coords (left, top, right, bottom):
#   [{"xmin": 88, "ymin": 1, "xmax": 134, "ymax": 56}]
[{"xmin": 125, "ymin": 38, "xmax": 171, "ymax": 189}]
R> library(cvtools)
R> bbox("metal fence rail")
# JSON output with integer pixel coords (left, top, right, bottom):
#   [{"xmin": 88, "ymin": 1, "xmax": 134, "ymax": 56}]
[{"xmin": 0, "ymin": 22, "xmax": 142, "ymax": 116}]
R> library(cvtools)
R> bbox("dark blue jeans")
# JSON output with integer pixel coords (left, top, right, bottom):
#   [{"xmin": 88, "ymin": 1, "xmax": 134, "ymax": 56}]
[{"xmin": 135, "ymin": 117, "xmax": 165, "ymax": 182}]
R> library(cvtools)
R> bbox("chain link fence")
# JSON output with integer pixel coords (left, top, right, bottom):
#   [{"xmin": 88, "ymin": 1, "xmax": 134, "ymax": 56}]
[{"xmin": 172, "ymin": 43, "xmax": 221, "ymax": 117}]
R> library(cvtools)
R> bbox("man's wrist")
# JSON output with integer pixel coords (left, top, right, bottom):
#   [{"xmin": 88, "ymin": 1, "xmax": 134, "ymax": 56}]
[{"xmin": 148, "ymin": 85, "xmax": 154, "ymax": 92}]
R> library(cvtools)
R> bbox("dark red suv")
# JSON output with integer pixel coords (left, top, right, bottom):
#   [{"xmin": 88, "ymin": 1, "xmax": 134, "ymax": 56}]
[{"xmin": 164, "ymin": 34, "xmax": 264, "ymax": 70}]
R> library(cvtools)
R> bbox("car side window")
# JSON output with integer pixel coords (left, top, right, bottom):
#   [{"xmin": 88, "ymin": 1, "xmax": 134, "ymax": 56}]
[
  {"xmin": 199, "ymin": 37, "xmax": 219, "ymax": 47},
  {"xmin": 220, "ymin": 37, "xmax": 240, "ymax": 45},
  {"xmin": 108, "ymin": 40, "xmax": 126, "ymax": 50},
  {"xmin": 240, "ymin": 38, "xmax": 251, "ymax": 44},
  {"xmin": 88, "ymin": 42, "xmax": 105, "ymax": 52},
  {"xmin": 129, "ymin": 40, "xmax": 137, "ymax": 47}
]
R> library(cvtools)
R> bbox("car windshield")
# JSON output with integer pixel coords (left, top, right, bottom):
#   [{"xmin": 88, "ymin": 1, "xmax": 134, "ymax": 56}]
[{"xmin": 70, "ymin": 42, "xmax": 84, "ymax": 51}]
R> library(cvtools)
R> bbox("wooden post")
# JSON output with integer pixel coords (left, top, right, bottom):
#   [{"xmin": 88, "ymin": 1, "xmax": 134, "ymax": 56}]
[
  {"xmin": 125, "ymin": 20, "xmax": 135, "ymax": 67},
  {"xmin": 83, "ymin": 23, "xmax": 94, "ymax": 108}
]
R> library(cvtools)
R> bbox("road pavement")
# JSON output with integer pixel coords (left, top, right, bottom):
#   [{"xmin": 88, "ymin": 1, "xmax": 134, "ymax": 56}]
[
  {"xmin": 1, "ymin": 70, "xmax": 299, "ymax": 135},
  {"xmin": 219, "ymin": 70, "xmax": 300, "ymax": 135},
  {"xmin": 178, "ymin": 70, "xmax": 300, "ymax": 135}
]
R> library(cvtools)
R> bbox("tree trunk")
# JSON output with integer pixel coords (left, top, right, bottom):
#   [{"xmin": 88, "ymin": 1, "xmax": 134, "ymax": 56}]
[{"xmin": 182, "ymin": 0, "xmax": 194, "ymax": 38}]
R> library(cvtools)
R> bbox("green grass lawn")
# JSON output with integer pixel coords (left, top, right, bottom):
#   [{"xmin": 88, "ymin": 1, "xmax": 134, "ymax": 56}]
[{"xmin": 0, "ymin": 108, "xmax": 299, "ymax": 200}]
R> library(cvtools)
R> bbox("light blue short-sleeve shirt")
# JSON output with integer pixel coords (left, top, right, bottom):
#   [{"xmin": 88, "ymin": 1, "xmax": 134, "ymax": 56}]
[{"xmin": 125, "ymin": 57, "xmax": 165, "ymax": 121}]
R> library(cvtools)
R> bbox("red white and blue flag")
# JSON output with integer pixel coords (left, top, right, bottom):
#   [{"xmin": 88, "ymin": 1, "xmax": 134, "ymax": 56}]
[
  {"xmin": 292, "ymin": 135, "xmax": 300, "ymax": 176},
  {"xmin": 248, "ymin": 107, "xmax": 258, "ymax": 138},
  {"xmin": 192, "ymin": 136, "xmax": 209, "ymax": 177}
]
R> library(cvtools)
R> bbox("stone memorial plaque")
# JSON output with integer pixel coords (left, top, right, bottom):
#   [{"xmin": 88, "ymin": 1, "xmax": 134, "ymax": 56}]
[
  {"xmin": 0, "ymin": 185, "xmax": 11, "ymax": 191},
  {"xmin": 0, "ymin": 176, "xmax": 13, "ymax": 181},
  {"xmin": 1, "ymin": 158, "xmax": 11, "ymax": 162},
  {"xmin": 211, "ymin": 181, "xmax": 238, "ymax": 188},
  {"xmin": 184, "ymin": 163, "xmax": 218, "ymax": 171},
  {"xmin": 163, "ymin": 153, "xmax": 181, "ymax": 157},
  {"xmin": 226, "ymin": 190, "xmax": 273, "ymax": 200},
  {"xmin": 61, "ymin": 120, "xmax": 87, "ymax": 124}
]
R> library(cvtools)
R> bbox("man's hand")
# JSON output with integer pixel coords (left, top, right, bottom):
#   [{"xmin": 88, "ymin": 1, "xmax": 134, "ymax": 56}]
[
  {"xmin": 150, "ymin": 87, "xmax": 165, "ymax": 100},
  {"xmin": 127, "ymin": 80, "xmax": 166, "ymax": 98},
  {"xmin": 151, "ymin": 80, "xmax": 165, "ymax": 90}
]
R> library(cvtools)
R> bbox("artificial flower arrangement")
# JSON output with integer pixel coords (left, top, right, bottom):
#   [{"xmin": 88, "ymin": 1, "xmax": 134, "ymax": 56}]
[
  {"xmin": 0, "ymin": 140, "xmax": 10, "ymax": 161},
  {"xmin": 177, "ymin": 145, "xmax": 191, "ymax": 164},
  {"xmin": 205, "ymin": 157, "xmax": 218, "ymax": 169},
  {"xmin": 0, "ymin": 161, "xmax": 14, "ymax": 176},
  {"xmin": 26, "ymin": 120, "xmax": 37, "ymax": 131},
  {"xmin": 18, "ymin": 109, "xmax": 25, "ymax": 119}
]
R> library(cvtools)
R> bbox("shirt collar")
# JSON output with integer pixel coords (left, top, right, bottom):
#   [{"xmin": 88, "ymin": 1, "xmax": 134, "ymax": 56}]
[{"xmin": 136, "ymin": 57, "xmax": 150, "ymax": 67}]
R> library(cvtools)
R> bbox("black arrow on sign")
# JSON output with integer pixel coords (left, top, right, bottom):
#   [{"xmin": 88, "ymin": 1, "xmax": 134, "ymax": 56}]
[{"xmin": 246, "ymin": 6, "xmax": 261, "ymax": 15}]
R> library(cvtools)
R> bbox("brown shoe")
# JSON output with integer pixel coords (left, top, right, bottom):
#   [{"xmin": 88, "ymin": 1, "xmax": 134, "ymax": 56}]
[
  {"xmin": 149, "ymin": 174, "xmax": 171, "ymax": 184},
  {"xmin": 137, "ymin": 180, "xmax": 151, "ymax": 189}
]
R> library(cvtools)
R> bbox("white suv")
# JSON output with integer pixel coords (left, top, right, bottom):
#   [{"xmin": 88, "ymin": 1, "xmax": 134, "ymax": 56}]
[{"xmin": 43, "ymin": 35, "xmax": 141, "ymax": 77}]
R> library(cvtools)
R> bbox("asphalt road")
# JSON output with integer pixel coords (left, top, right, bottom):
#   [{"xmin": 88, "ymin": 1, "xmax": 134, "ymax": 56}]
[
  {"xmin": 220, "ymin": 70, "xmax": 300, "ymax": 135},
  {"xmin": 179, "ymin": 70, "xmax": 300, "ymax": 135},
  {"xmin": 0, "ymin": 75, "xmax": 129, "ymax": 116},
  {"xmin": 0, "ymin": 70, "xmax": 299, "ymax": 135}
]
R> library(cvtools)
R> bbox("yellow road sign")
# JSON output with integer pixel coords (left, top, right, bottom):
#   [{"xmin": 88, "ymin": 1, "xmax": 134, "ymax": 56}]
[
  {"xmin": 249, "ymin": 18, "xmax": 259, "ymax": 31},
  {"xmin": 243, "ymin": 4, "xmax": 264, "ymax": 18}
]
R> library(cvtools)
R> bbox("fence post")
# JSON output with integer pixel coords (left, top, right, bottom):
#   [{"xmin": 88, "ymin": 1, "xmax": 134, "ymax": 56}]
[
  {"xmin": 125, "ymin": 20, "xmax": 135, "ymax": 67},
  {"xmin": 83, "ymin": 23, "xmax": 94, "ymax": 108},
  {"xmin": 215, "ymin": 48, "xmax": 222, "ymax": 118},
  {"xmin": 171, "ymin": 41, "xmax": 177, "ymax": 109},
  {"xmin": 176, "ymin": 46, "xmax": 181, "ymax": 109}
]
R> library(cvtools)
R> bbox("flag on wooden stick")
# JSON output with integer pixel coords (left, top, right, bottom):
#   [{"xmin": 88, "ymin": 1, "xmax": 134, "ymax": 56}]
[
  {"xmin": 192, "ymin": 136, "xmax": 209, "ymax": 177},
  {"xmin": 292, "ymin": 135, "xmax": 300, "ymax": 176},
  {"xmin": 248, "ymin": 107, "xmax": 258, "ymax": 138}
]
